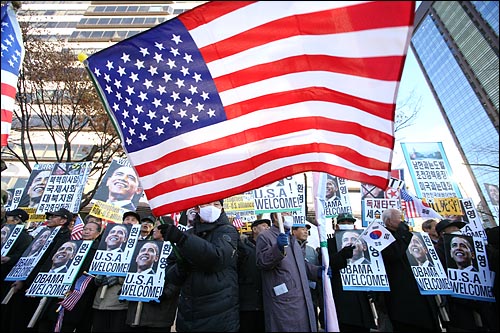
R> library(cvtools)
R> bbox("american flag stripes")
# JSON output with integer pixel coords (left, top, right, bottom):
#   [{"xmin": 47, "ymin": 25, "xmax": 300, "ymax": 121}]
[
  {"xmin": 55, "ymin": 274, "xmax": 94, "ymax": 332},
  {"xmin": 401, "ymin": 188, "xmax": 442, "ymax": 219},
  {"xmin": 232, "ymin": 212, "xmax": 244, "ymax": 229},
  {"xmin": 1, "ymin": 2, "xmax": 24, "ymax": 147},
  {"xmin": 60, "ymin": 274, "xmax": 94, "ymax": 311},
  {"xmin": 84, "ymin": 1, "xmax": 415, "ymax": 216},
  {"xmin": 70, "ymin": 215, "xmax": 84, "ymax": 240}
]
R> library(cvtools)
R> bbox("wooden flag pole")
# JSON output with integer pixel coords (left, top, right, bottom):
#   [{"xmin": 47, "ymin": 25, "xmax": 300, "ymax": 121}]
[
  {"xmin": 99, "ymin": 285, "xmax": 108, "ymax": 299},
  {"xmin": 1, "ymin": 288, "xmax": 15, "ymax": 304},
  {"xmin": 133, "ymin": 301, "xmax": 143, "ymax": 326},
  {"xmin": 28, "ymin": 297, "xmax": 48, "ymax": 328}
]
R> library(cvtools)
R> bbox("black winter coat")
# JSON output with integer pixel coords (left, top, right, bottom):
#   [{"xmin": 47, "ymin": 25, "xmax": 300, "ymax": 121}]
[
  {"xmin": 381, "ymin": 223, "xmax": 440, "ymax": 331},
  {"xmin": 326, "ymin": 237, "xmax": 376, "ymax": 330},
  {"xmin": 237, "ymin": 235, "xmax": 263, "ymax": 312},
  {"xmin": 166, "ymin": 212, "xmax": 240, "ymax": 332}
]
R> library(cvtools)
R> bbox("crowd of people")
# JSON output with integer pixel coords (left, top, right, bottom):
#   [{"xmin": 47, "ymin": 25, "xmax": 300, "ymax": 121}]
[{"xmin": 0, "ymin": 198, "xmax": 498, "ymax": 332}]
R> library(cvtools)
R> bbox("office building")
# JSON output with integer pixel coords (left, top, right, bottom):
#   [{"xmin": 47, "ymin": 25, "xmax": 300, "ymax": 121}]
[{"xmin": 411, "ymin": 1, "xmax": 499, "ymax": 225}]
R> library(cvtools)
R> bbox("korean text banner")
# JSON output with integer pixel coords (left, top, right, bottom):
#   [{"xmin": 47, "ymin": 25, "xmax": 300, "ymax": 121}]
[{"xmin": 84, "ymin": 1, "xmax": 415, "ymax": 215}]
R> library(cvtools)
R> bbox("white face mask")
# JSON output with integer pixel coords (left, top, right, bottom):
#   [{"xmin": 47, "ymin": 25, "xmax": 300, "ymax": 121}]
[
  {"xmin": 283, "ymin": 215, "xmax": 294, "ymax": 229},
  {"xmin": 338, "ymin": 224, "xmax": 355, "ymax": 230},
  {"xmin": 199, "ymin": 205, "xmax": 221, "ymax": 223},
  {"xmin": 450, "ymin": 231, "xmax": 462, "ymax": 235}
]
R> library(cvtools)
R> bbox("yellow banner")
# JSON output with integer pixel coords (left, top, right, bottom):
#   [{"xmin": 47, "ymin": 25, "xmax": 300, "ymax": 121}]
[
  {"xmin": 431, "ymin": 197, "xmax": 463, "ymax": 216},
  {"xmin": 89, "ymin": 200, "xmax": 125, "ymax": 223},
  {"xmin": 20, "ymin": 207, "xmax": 47, "ymax": 223}
]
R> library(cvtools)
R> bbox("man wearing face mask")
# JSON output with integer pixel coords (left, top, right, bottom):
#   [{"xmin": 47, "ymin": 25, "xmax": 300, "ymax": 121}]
[
  {"xmin": 255, "ymin": 211, "xmax": 320, "ymax": 332},
  {"xmin": 158, "ymin": 199, "xmax": 240, "ymax": 332}
]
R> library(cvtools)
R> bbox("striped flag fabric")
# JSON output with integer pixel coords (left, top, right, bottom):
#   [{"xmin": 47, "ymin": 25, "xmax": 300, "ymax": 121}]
[
  {"xmin": 55, "ymin": 274, "xmax": 94, "ymax": 332},
  {"xmin": 401, "ymin": 188, "xmax": 442, "ymax": 219},
  {"xmin": 70, "ymin": 215, "xmax": 84, "ymax": 240},
  {"xmin": 83, "ymin": 1, "xmax": 415, "ymax": 216},
  {"xmin": 232, "ymin": 212, "xmax": 244, "ymax": 229},
  {"xmin": 1, "ymin": 2, "xmax": 25, "ymax": 147}
]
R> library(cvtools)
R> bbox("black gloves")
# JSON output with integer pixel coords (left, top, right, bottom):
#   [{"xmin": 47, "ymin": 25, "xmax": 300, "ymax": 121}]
[
  {"xmin": 338, "ymin": 245, "xmax": 355, "ymax": 260},
  {"xmin": 106, "ymin": 276, "xmax": 119, "ymax": 287},
  {"xmin": 94, "ymin": 275, "xmax": 119, "ymax": 287},
  {"xmin": 158, "ymin": 224, "xmax": 186, "ymax": 244}
]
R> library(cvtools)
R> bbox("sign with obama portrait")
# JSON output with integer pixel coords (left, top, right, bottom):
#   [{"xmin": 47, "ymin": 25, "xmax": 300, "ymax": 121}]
[{"xmin": 119, "ymin": 240, "xmax": 172, "ymax": 302}]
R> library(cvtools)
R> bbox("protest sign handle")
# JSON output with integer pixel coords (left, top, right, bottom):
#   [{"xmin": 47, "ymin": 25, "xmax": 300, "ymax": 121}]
[
  {"xmin": 1, "ymin": 288, "xmax": 15, "ymax": 304},
  {"xmin": 133, "ymin": 301, "xmax": 143, "ymax": 326},
  {"xmin": 28, "ymin": 297, "xmax": 48, "ymax": 328},
  {"xmin": 369, "ymin": 298, "xmax": 378, "ymax": 328},
  {"xmin": 100, "ymin": 285, "xmax": 108, "ymax": 299},
  {"xmin": 435, "ymin": 295, "xmax": 449, "ymax": 322}
]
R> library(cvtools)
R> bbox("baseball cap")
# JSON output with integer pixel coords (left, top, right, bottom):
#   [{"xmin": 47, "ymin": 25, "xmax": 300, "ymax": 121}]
[
  {"xmin": 45, "ymin": 208, "xmax": 73, "ymax": 221},
  {"xmin": 141, "ymin": 215, "xmax": 156, "ymax": 224},
  {"xmin": 6, "ymin": 208, "xmax": 29, "ymax": 222},
  {"xmin": 435, "ymin": 219, "xmax": 466, "ymax": 235},
  {"xmin": 251, "ymin": 219, "xmax": 271, "ymax": 228},
  {"xmin": 123, "ymin": 211, "xmax": 141, "ymax": 222},
  {"xmin": 337, "ymin": 213, "xmax": 356, "ymax": 223},
  {"xmin": 292, "ymin": 223, "xmax": 311, "ymax": 229}
]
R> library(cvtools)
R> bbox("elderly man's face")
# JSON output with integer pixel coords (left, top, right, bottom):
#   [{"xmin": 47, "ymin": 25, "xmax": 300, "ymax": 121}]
[
  {"xmin": 450, "ymin": 236, "xmax": 474, "ymax": 268},
  {"xmin": 105, "ymin": 225, "xmax": 128, "ymax": 250},
  {"xmin": 106, "ymin": 166, "xmax": 142, "ymax": 201}
]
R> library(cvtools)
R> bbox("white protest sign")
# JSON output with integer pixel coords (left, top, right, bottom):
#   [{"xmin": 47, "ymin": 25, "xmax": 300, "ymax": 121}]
[
  {"xmin": 89, "ymin": 223, "xmax": 141, "ymax": 276},
  {"xmin": 26, "ymin": 240, "xmax": 93, "ymax": 297},
  {"xmin": 119, "ymin": 240, "xmax": 172, "ymax": 302},
  {"xmin": 335, "ymin": 229, "xmax": 389, "ymax": 291}
]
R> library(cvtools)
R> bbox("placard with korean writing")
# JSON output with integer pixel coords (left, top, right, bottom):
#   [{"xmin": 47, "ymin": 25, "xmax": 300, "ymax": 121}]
[
  {"xmin": 444, "ymin": 234, "xmax": 494, "ymax": 302},
  {"xmin": 119, "ymin": 240, "xmax": 172, "ymax": 302},
  {"xmin": 335, "ymin": 229, "xmax": 389, "ymax": 291},
  {"xmin": 362, "ymin": 199, "xmax": 401, "ymax": 228},
  {"xmin": 1, "ymin": 224, "xmax": 25, "ymax": 256},
  {"xmin": 36, "ymin": 161, "xmax": 93, "ymax": 215},
  {"xmin": 5, "ymin": 226, "xmax": 61, "ymax": 281},
  {"xmin": 89, "ymin": 223, "xmax": 141, "ymax": 277},
  {"xmin": 401, "ymin": 142, "xmax": 462, "ymax": 201},
  {"xmin": 25, "ymin": 240, "xmax": 93, "ymax": 297},
  {"xmin": 460, "ymin": 198, "xmax": 487, "ymax": 242},
  {"xmin": 406, "ymin": 232, "xmax": 452, "ymax": 295},
  {"xmin": 323, "ymin": 174, "xmax": 352, "ymax": 219}
]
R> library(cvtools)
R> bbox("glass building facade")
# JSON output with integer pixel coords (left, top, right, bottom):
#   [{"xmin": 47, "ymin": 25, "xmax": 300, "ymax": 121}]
[{"xmin": 412, "ymin": 1, "xmax": 499, "ymax": 225}]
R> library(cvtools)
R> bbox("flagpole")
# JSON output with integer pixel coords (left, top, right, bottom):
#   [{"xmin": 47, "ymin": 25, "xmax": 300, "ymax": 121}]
[{"xmin": 312, "ymin": 172, "xmax": 339, "ymax": 332}]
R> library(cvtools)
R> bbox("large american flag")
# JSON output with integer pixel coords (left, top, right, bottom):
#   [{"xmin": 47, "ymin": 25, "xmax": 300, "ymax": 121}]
[
  {"xmin": 1, "ymin": 2, "xmax": 24, "ymax": 147},
  {"xmin": 84, "ymin": 1, "xmax": 415, "ymax": 216},
  {"xmin": 401, "ymin": 188, "xmax": 442, "ymax": 219}
]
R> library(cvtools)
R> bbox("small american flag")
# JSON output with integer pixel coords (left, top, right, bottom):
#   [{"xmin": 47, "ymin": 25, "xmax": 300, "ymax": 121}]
[
  {"xmin": 1, "ymin": 2, "xmax": 25, "ymax": 147},
  {"xmin": 84, "ymin": 1, "xmax": 415, "ymax": 216},
  {"xmin": 70, "ymin": 215, "xmax": 84, "ymax": 240},
  {"xmin": 401, "ymin": 188, "xmax": 441, "ymax": 219},
  {"xmin": 232, "ymin": 213, "xmax": 244, "ymax": 229},
  {"xmin": 55, "ymin": 274, "xmax": 94, "ymax": 332}
]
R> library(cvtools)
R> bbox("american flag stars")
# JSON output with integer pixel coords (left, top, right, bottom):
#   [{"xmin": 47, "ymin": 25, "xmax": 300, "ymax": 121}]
[{"xmin": 89, "ymin": 23, "xmax": 225, "ymax": 153}]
